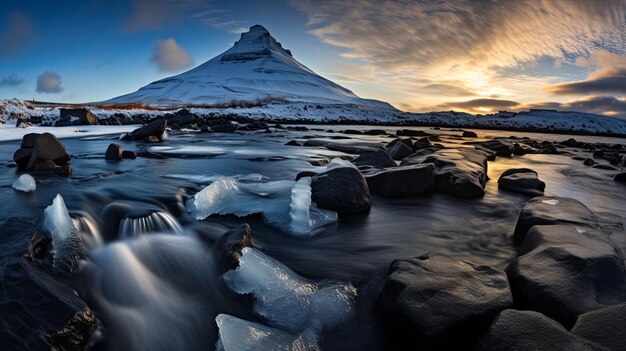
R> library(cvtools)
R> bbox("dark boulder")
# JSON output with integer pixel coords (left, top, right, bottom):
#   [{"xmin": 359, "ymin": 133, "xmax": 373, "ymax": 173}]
[
  {"xmin": 34, "ymin": 160, "xmax": 58, "ymax": 172},
  {"xmin": 59, "ymin": 108, "xmax": 97, "ymax": 125},
  {"xmin": 122, "ymin": 150, "xmax": 137, "ymax": 159},
  {"xmin": 311, "ymin": 167, "xmax": 370, "ymax": 215},
  {"xmin": 16, "ymin": 118, "xmax": 30, "ymax": 128},
  {"xmin": 211, "ymin": 122, "xmax": 236, "ymax": 133},
  {"xmin": 614, "ymin": 173, "xmax": 626, "ymax": 183},
  {"xmin": 285, "ymin": 140, "xmax": 302, "ymax": 146},
  {"xmin": 583, "ymin": 158, "xmax": 596, "ymax": 166},
  {"xmin": 387, "ymin": 141, "xmax": 414, "ymax": 161},
  {"xmin": 561, "ymin": 138, "xmax": 583, "ymax": 148},
  {"xmin": 22, "ymin": 133, "xmax": 71, "ymax": 171},
  {"xmin": 13, "ymin": 147, "xmax": 32, "ymax": 170},
  {"xmin": 571, "ymin": 303, "xmax": 626, "ymax": 351},
  {"xmin": 353, "ymin": 150, "xmax": 396, "ymax": 168},
  {"xmin": 364, "ymin": 164, "xmax": 435, "ymax": 197},
  {"xmin": 462, "ymin": 131, "xmax": 477, "ymax": 137},
  {"xmin": 474, "ymin": 309, "xmax": 607, "ymax": 351},
  {"xmin": 54, "ymin": 165, "xmax": 72, "ymax": 177},
  {"xmin": 512, "ymin": 196, "xmax": 599, "ymax": 244},
  {"xmin": 498, "ymin": 168, "xmax": 545, "ymax": 196},
  {"xmin": 413, "ymin": 137, "xmax": 433, "ymax": 150},
  {"xmin": 105, "ymin": 143, "xmax": 123, "ymax": 160},
  {"xmin": 477, "ymin": 139, "xmax": 513, "ymax": 157},
  {"xmin": 513, "ymin": 143, "xmax": 530, "ymax": 155},
  {"xmin": 295, "ymin": 171, "xmax": 318, "ymax": 181},
  {"xmin": 377, "ymin": 253, "xmax": 512, "ymax": 349},
  {"xmin": 396, "ymin": 129, "xmax": 431, "ymax": 137},
  {"xmin": 120, "ymin": 118, "xmax": 167, "ymax": 142},
  {"xmin": 386, "ymin": 138, "xmax": 414, "ymax": 150},
  {"xmin": 212, "ymin": 224, "xmax": 253, "ymax": 272},
  {"xmin": 363, "ymin": 129, "xmax": 387, "ymax": 135}
]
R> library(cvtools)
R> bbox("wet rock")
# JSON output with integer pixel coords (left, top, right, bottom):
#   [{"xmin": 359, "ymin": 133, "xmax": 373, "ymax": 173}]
[
  {"xmin": 593, "ymin": 164, "xmax": 617, "ymax": 170},
  {"xmin": 342, "ymin": 129, "xmax": 362, "ymax": 135},
  {"xmin": 474, "ymin": 309, "xmax": 607, "ymax": 351},
  {"xmin": 462, "ymin": 131, "xmax": 477, "ymax": 137},
  {"xmin": 513, "ymin": 196, "xmax": 599, "ymax": 244},
  {"xmin": 167, "ymin": 110, "xmax": 196, "ymax": 128},
  {"xmin": 18, "ymin": 133, "xmax": 71, "ymax": 171},
  {"xmin": 571, "ymin": 303, "xmax": 626, "ymax": 351},
  {"xmin": 396, "ymin": 129, "xmax": 431, "ymax": 137},
  {"xmin": 212, "ymin": 224, "xmax": 253, "ymax": 272},
  {"xmin": 387, "ymin": 141, "xmax": 413, "ymax": 160},
  {"xmin": 561, "ymin": 138, "xmax": 584, "ymax": 148},
  {"xmin": 13, "ymin": 147, "xmax": 32, "ymax": 170},
  {"xmin": 513, "ymin": 143, "xmax": 528, "ymax": 155},
  {"xmin": 364, "ymin": 164, "xmax": 435, "ymax": 197},
  {"xmin": 121, "ymin": 150, "xmax": 137, "ymax": 159},
  {"xmin": 285, "ymin": 140, "xmax": 302, "ymax": 146},
  {"xmin": 211, "ymin": 122, "xmax": 236, "ymax": 133},
  {"xmin": 413, "ymin": 137, "xmax": 433, "ymax": 150},
  {"xmin": 105, "ymin": 143, "xmax": 123, "ymax": 160},
  {"xmin": 498, "ymin": 168, "xmax": 545, "ymax": 196},
  {"xmin": 377, "ymin": 253, "xmax": 512, "ymax": 349},
  {"xmin": 614, "ymin": 173, "xmax": 626, "ymax": 183},
  {"xmin": 34, "ymin": 160, "xmax": 58, "ymax": 172},
  {"xmin": 477, "ymin": 139, "xmax": 513, "ymax": 157},
  {"xmin": 311, "ymin": 167, "xmax": 370, "ymax": 215},
  {"xmin": 54, "ymin": 165, "xmax": 72, "ymax": 177},
  {"xmin": 402, "ymin": 148, "xmax": 488, "ymax": 198},
  {"xmin": 199, "ymin": 125, "xmax": 212, "ymax": 133},
  {"xmin": 295, "ymin": 171, "xmax": 318, "ymax": 181},
  {"xmin": 363, "ymin": 129, "xmax": 387, "ymax": 135},
  {"xmin": 583, "ymin": 158, "xmax": 596, "ymax": 166},
  {"xmin": 59, "ymin": 108, "xmax": 97, "ymax": 125},
  {"xmin": 538, "ymin": 142, "xmax": 559, "ymax": 154},
  {"xmin": 120, "ymin": 118, "xmax": 167, "ymax": 142},
  {"xmin": 353, "ymin": 150, "xmax": 396, "ymax": 168}
]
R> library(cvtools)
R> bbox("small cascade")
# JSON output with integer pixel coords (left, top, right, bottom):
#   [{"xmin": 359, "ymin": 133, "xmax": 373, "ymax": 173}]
[{"xmin": 118, "ymin": 211, "xmax": 184, "ymax": 238}]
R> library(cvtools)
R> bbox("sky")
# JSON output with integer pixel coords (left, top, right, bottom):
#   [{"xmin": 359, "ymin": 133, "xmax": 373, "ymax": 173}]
[{"xmin": 0, "ymin": 0, "xmax": 625, "ymax": 117}]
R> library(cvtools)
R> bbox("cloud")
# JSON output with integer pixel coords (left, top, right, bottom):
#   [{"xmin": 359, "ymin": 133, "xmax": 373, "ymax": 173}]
[
  {"xmin": 0, "ymin": 10, "xmax": 37, "ymax": 57},
  {"xmin": 437, "ymin": 98, "xmax": 521, "ymax": 113},
  {"xmin": 527, "ymin": 96, "xmax": 626, "ymax": 118},
  {"xmin": 36, "ymin": 71, "xmax": 63, "ymax": 93},
  {"xmin": 0, "ymin": 74, "xmax": 24, "ymax": 87},
  {"xmin": 150, "ymin": 39, "xmax": 193, "ymax": 72},
  {"xmin": 545, "ymin": 66, "xmax": 626, "ymax": 95}
]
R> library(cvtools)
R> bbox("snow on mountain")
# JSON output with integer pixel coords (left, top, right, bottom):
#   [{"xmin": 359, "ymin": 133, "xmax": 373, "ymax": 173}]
[{"xmin": 107, "ymin": 25, "xmax": 393, "ymax": 109}]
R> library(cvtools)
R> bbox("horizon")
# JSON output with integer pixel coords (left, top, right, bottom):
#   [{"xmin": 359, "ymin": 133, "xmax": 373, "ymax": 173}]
[{"xmin": 0, "ymin": 0, "xmax": 625, "ymax": 118}]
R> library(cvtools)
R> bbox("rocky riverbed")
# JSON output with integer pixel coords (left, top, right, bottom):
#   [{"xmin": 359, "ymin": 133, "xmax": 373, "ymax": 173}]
[{"xmin": 0, "ymin": 120, "xmax": 625, "ymax": 350}]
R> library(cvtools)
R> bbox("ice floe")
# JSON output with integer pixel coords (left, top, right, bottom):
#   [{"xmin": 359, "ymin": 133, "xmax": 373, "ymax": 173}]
[
  {"xmin": 12, "ymin": 174, "xmax": 36, "ymax": 192},
  {"xmin": 41, "ymin": 194, "xmax": 84, "ymax": 271}
]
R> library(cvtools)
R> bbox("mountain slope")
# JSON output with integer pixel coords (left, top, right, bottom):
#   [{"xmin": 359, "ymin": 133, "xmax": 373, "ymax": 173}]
[{"xmin": 107, "ymin": 25, "xmax": 393, "ymax": 109}]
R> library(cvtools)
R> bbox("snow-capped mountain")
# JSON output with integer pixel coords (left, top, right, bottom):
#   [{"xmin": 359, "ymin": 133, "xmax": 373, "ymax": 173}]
[{"xmin": 107, "ymin": 25, "xmax": 393, "ymax": 109}]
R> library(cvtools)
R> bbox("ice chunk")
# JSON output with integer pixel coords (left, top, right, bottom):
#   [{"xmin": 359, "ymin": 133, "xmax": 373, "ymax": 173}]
[
  {"xmin": 215, "ymin": 314, "xmax": 318, "ymax": 351},
  {"xmin": 223, "ymin": 248, "xmax": 356, "ymax": 333},
  {"xmin": 324, "ymin": 157, "xmax": 357, "ymax": 171},
  {"xmin": 186, "ymin": 177, "xmax": 336, "ymax": 235},
  {"xmin": 41, "ymin": 194, "xmax": 84, "ymax": 271},
  {"xmin": 119, "ymin": 211, "xmax": 184, "ymax": 238},
  {"xmin": 163, "ymin": 173, "xmax": 265, "ymax": 184},
  {"xmin": 12, "ymin": 174, "xmax": 36, "ymax": 192}
]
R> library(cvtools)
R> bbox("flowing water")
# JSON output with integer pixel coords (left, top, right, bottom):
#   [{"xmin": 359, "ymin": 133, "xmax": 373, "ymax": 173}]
[{"xmin": 0, "ymin": 125, "xmax": 624, "ymax": 350}]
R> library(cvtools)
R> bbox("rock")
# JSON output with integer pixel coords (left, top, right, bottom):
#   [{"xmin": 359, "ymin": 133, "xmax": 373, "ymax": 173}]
[
  {"xmin": 462, "ymin": 131, "xmax": 477, "ymax": 137},
  {"xmin": 285, "ymin": 140, "xmax": 302, "ymax": 146},
  {"xmin": 571, "ymin": 303, "xmax": 626, "ymax": 351},
  {"xmin": 477, "ymin": 139, "xmax": 513, "ymax": 156},
  {"xmin": 311, "ymin": 167, "xmax": 370, "ymax": 215},
  {"xmin": 613, "ymin": 173, "xmax": 626, "ymax": 183},
  {"xmin": 295, "ymin": 171, "xmax": 317, "ymax": 181},
  {"xmin": 593, "ymin": 164, "xmax": 617, "ymax": 170},
  {"xmin": 167, "ymin": 111, "xmax": 195, "ymax": 127},
  {"xmin": 474, "ymin": 309, "xmax": 607, "ymax": 351},
  {"xmin": 377, "ymin": 253, "xmax": 512, "ymax": 349},
  {"xmin": 396, "ymin": 129, "xmax": 431, "ymax": 137},
  {"xmin": 21, "ymin": 133, "xmax": 41, "ymax": 148},
  {"xmin": 513, "ymin": 143, "xmax": 527, "ymax": 155},
  {"xmin": 353, "ymin": 150, "xmax": 396, "ymax": 168},
  {"xmin": 120, "ymin": 118, "xmax": 167, "ymax": 141},
  {"xmin": 212, "ymin": 123, "xmax": 236, "ymax": 133},
  {"xmin": 199, "ymin": 125, "xmax": 212, "ymax": 133},
  {"xmin": 387, "ymin": 141, "xmax": 413, "ymax": 161},
  {"xmin": 121, "ymin": 150, "xmax": 137, "ymax": 159},
  {"xmin": 538, "ymin": 143, "xmax": 559, "ymax": 154},
  {"xmin": 402, "ymin": 148, "xmax": 488, "ymax": 198},
  {"xmin": 13, "ymin": 147, "xmax": 32, "ymax": 170},
  {"xmin": 507, "ymin": 225, "xmax": 626, "ymax": 327},
  {"xmin": 413, "ymin": 137, "xmax": 433, "ymax": 150},
  {"xmin": 363, "ymin": 129, "xmax": 387, "ymax": 135},
  {"xmin": 104, "ymin": 143, "xmax": 123, "ymax": 160},
  {"xmin": 25, "ymin": 133, "xmax": 71, "ymax": 171},
  {"xmin": 212, "ymin": 224, "xmax": 253, "ymax": 272},
  {"xmin": 33, "ymin": 160, "xmax": 58, "ymax": 172},
  {"xmin": 512, "ymin": 196, "xmax": 599, "ymax": 244},
  {"xmin": 583, "ymin": 158, "xmax": 596, "ymax": 166},
  {"xmin": 561, "ymin": 138, "xmax": 584, "ymax": 148},
  {"xmin": 15, "ymin": 119, "xmax": 30, "ymax": 128},
  {"xmin": 386, "ymin": 138, "xmax": 413, "ymax": 150},
  {"xmin": 498, "ymin": 168, "xmax": 545, "ymax": 196},
  {"xmin": 364, "ymin": 164, "xmax": 435, "ymax": 197},
  {"xmin": 54, "ymin": 165, "xmax": 72, "ymax": 177},
  {"xmin": 59, "ymin": 108, "xmax": 97, "ymax": 125}
]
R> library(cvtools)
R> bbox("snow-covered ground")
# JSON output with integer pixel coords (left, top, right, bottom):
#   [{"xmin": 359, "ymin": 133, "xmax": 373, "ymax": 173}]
[{"xmin": 0, "ymin": 123, "xmax": 138, "ymax": 142}]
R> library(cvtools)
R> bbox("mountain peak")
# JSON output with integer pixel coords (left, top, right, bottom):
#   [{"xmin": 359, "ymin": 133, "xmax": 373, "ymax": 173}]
[{"xmin": 225, "ymin": 24, "xmax": 292, "ymax": 61}]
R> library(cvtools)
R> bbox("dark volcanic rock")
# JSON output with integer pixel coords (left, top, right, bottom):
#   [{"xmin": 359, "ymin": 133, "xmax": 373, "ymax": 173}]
[
  {"xmin": 311, "ymin": 167, "xmax": 370, "ymax": 215},
  {"xmin": 512, "ymin": 196, "xmax": 599, "ymax": 244},
  {"xmin": 571, "ymin": 303, "xmax": 626, "ymax": 351},
  {"xmin": 33, "ymin": 159, "xmax": 58, "ymax": 172},
  {"xmin": 353, "ymin": 150, "xmax": 396, "ymax": 168},
  {"xmin": 59, "ymin": 108, "xmax": 97, "ymax": 125},
  {"xmin": 122, "ymin": 150, "xmax": 137, "ymax": 159},
  {"xmin": 462, "ymin": 131, "xmax": 477, "ymax": 137},
  {"xmin": 387, "ymin": 141, "xmax": 413, "ymax": 161},
  {"xmin": 120, "ymin": 118, "xmax": 167, "ymax": 141},
  {"xmin": 364, "ymin": 164, "xmax": 435, "ymax": 197},
  {"xmin": 377, "ymin": 253, "xmax": 512, "ymax": 349},
  {"xmin": 105, "ymin": 143, "xmax": 123, "ymax": 160},
  {"xmin": 478, "ymin": 139, "xmax": 513, "ymax": 157},
  {"xmin": 614, "ymin": 173, "xmax": 626, "ymax": 183},
  {"xmin": 561, "ymin": 138, "xmax": 584, "ymax": 148},
  {"xmin": 474, "ymin": 309, "xmax": 607, "ymax": 351},
  {"xmin": 498, "ymin": 168, "xmax": 545, "ymax": 196},
  {"xmin": 212, "ymin": 224, "xmax": 253, "ymax": 272},
  {"xmin": 402, "ymin": 148, "xmax": 488, "ymax": 198}
]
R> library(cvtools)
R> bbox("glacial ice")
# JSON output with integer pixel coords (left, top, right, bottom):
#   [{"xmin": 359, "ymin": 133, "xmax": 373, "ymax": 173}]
[
  {"xmin": 186, "ymin": 177, "xmax": 336, "ymax": 236},
  {"xmin": 223, "ymin": 247, "xmax": 356, "ymax": 333},
  {"xmin": 119, "ymin": 211, "xmax": 184, "ymax": 238},
  {"xmin": 324, "ymin": 157, "xmax": 357, "ymax": 171},
  {"xmin": 215, "ymin": 314, "xmax": 318, "ymax": 351},
  {"xmin": 41, "ymin": 194, "xmax": 84, "ymax": 271},
  {"xmin": 12, "ymin": 174, "xmax": 36, "ymax": 192}
]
